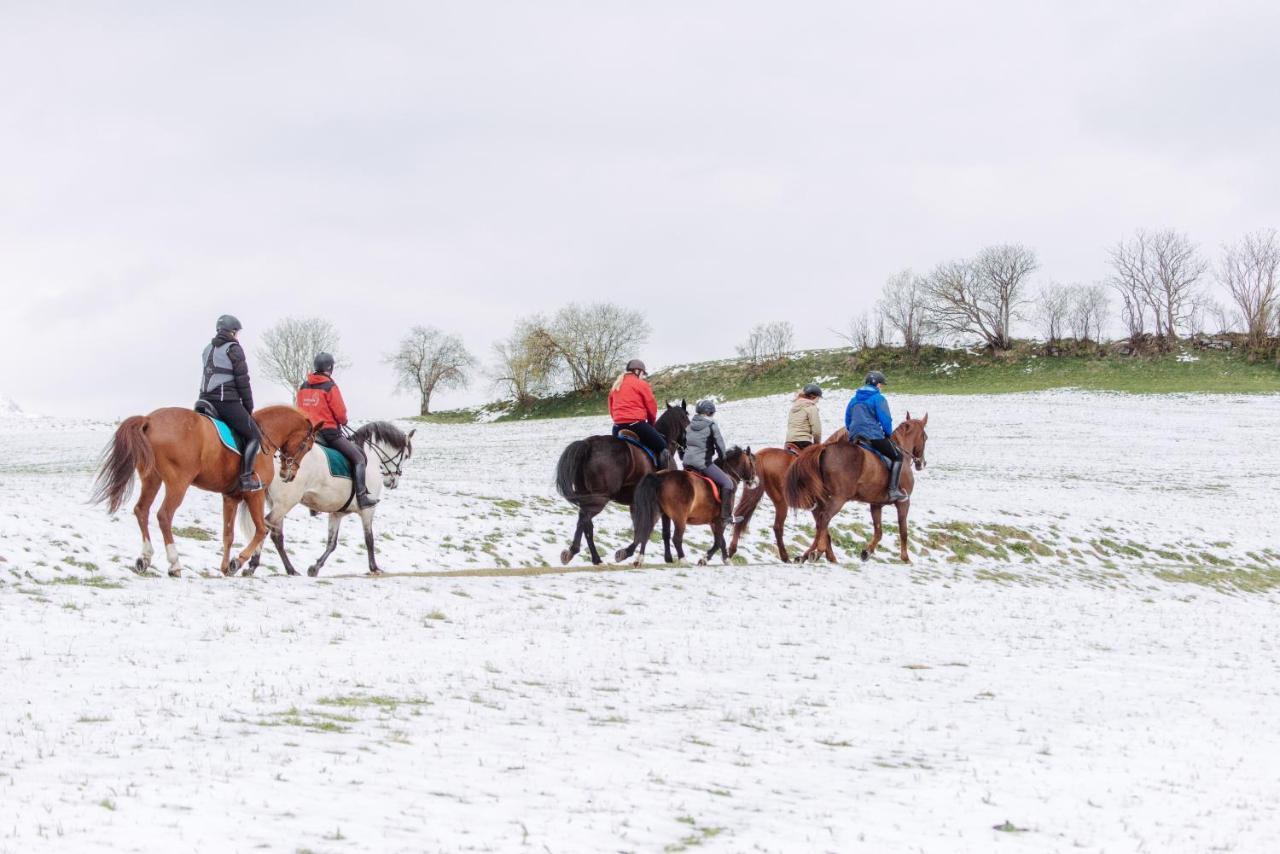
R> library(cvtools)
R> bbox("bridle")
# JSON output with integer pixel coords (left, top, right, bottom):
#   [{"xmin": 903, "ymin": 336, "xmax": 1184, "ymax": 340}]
[
  {"xmin": 262, "ymin": 428, "xmax": 312, "ymax": 479},
  {"xmin": 348, "ymin": 427, "xmax": 410, "ymax": 482}
]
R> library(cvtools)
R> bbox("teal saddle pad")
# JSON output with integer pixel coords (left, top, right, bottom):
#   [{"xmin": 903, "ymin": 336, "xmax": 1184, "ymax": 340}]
[
  {"xmin": 201, "ymin": 414, "xmax": 242, "ymax": 455},
  {"xmin": 319, "ymin": 445, "xmax": 352, "ymax": 480}
]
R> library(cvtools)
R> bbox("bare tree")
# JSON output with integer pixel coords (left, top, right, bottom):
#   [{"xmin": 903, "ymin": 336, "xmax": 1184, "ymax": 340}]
[
  {"xmin": 1067, "ymin": 284, "xmax": 1110, "ymax": 343},
  {"xmin": 527, "ymin": 303, "xmax": 650, "ymax": 393},
  {"xmin": 1108, "ymin": 229, "xmax": 1207, "ymax": 349},
  {"xmin": 1034, "ymin": 283, "xmax": 1073, "ymax": 344},
  {"xmin": 878, "ymin": 269, "xmax": 932, "ymax": 353},
  {"xmin": 924, "ymin": 244, "xmax": 1036, "ymax": 350},
  {"xmin": 737, "ymin": 321, "xmax": 794, "ymax": 365},
  {"xmin": 385, "ymin": 326, "xmax": 475, "ymax": 415},
  {"xmin": 836, "ymin": 311, "xmax": 873, "ymax": 351},
  {"xmin": 1220, "ymin": 229, "xmax": 1280, "ymax": 356},
  {"xmin": 256, "ymin": 317, "xmax": 350, "ymax": 396},
  {"xmin": 491, "ymin": 317, "xmax": 557, "ymax": 406}
]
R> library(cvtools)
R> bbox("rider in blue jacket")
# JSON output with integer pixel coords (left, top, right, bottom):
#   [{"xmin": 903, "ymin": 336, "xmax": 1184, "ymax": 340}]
[{"xmin": 845, "ymin": 370, "xmax": 907, "ymax": 502}]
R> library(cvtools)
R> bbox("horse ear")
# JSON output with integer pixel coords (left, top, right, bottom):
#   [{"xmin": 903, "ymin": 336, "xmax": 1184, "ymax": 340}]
[
  {"xmin": 680, "ymin": 399, "xmax": 687, "ymax": 411},
  {"xmin": 921, "ymin": 413, "xmax": 928, "ymax": 426},
  {"xmin": 905, "ymin": 410, "xmax": 911, "ymax": 420},
  {"xmin": 408, "ymin": 428, "xmax": 417, "ymax": 438}
]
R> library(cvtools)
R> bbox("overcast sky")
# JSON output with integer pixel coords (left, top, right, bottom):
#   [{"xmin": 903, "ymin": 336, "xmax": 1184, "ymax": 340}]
[{"xmin": 2, "ymin": 1, "xmax": 1277, "ymax": 417}]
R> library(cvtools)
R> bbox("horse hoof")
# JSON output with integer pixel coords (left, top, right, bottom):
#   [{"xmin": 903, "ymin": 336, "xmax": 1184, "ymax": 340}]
[
  {"xmin": 168, "ymin": 567, "xmax": 182, "ymax": 578},
  {"xmin": 860, "ymin": 549, "xmax": 870, "ymax": 562},
  {"xmin": 284, "ymin": 567, "xmax": 298, "ymax": 576},
  {"xmin": 632, "ymin": 559, "xmax": 643, "ymax": 568},
  {"xmin": 368, "ymin": 568, "xmax": 383, "ymax": 576},
  {"xmin": 307, "ymin": 566, "xmax": 319, "ymax": 577},
  {"xmin": 132, "ymin": 558, "xmax": 148, "ymax": 575},
  {"xmin": 697, "ymin": 558, "xmax": 707, "ymax": 566},
  {"xmin": 225, "ymin": 559, "xmax": 239, "ymax": 577},
  {"xmin": 241, "ymin": 564, "xmax": 256, "ymax": 577},
  {"xmin": 559, "ymin": 549, "xmax": 573, "ymax": 566},
  {"xmin": 613, "ymin": 549, "xmax": 629, "ymax": 562}
]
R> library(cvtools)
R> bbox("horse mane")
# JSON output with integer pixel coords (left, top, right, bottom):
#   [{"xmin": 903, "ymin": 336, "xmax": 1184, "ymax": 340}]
[
  {"xmin": 723, "ymin": 445, "xmax": 745, "ymax": 465},
  {"xmin": 353, "ymin": 421, "xmax": 411, "ymax": 455}
]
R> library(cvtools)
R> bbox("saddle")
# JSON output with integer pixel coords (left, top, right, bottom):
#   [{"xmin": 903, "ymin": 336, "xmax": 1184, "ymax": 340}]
[
  {"xmin": 852, "ymin": 437, "xmax": 893, "ymax": 469},
  {"xmin": 784, "ymin": 443, "xmax": 802, "ymax": 456},
  {"xmin": 615, "ymin": 430, "xmax": 657, "ymax": 467},
  {"xmin": 691, "ymin": 471, "xmax": 720, "ymax": 503},
  {"xmin": 193, "ymin": 401, "xmax": 242, "ymax": 455}
]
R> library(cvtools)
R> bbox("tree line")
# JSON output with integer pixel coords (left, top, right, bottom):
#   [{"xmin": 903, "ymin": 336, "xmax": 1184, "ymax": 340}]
[{"xmin": 255, "ymin": 227, "xmax": 1278, "ymax": 414}]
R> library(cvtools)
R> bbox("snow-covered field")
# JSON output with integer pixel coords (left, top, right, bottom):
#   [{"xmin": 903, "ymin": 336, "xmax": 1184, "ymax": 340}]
[{"xmin": 2, "ymin": 391, "xmax": 1279, "ymax": 852}]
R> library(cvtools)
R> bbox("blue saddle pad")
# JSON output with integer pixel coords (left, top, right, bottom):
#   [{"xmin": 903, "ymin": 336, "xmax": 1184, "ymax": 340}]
[
  {"xmin": 853, "ymin": 440, "xmax": 891, "ymax": 468},
  {"xmin": 320, "ymin": 445, "xmax": 352, "ymax": 480},
  {"xmin": 616, "ymin": 434, "xmax": 657, "ymax": 466},
  {"xmin": 200, "ymin": 414, "xmax": 242, "ymax": 455}
]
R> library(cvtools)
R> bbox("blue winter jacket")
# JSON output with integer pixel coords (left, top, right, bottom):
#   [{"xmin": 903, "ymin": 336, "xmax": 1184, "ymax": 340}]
[{"xmin": 845, "ymin": 385, "xmax": 893, "ymax": 440}]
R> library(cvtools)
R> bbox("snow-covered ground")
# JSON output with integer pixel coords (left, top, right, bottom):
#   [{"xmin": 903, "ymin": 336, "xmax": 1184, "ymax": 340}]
[{"xmin": 1, "ymin": 391, "xmax": 1278, "ymax": 852}]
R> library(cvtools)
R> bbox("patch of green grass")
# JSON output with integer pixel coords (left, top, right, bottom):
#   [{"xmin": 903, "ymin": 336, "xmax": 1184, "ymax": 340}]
[
  {"xmin": 416, "ymin": 344, "xmax": 1280, "ymax": 422},
  {"xmin": 41, "ymin": 576, "xmax": 124, "ymax": 589},
  {"xmin": 173, "ymin": 526, "xmax": 214, "ymax": 541},
  {"xmin": 1154, "ymin": 565, "xmax": 1280, "ymax": 594}
]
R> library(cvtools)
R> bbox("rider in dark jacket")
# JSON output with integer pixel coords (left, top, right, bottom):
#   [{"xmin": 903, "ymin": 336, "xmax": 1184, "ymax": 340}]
[
  {"xmin": 683, "ymin": 400, "xmax": 742, "ymax": 525},
  {"xmin": 845, "ymin": 370, "xmax": 907, "ymax": 502},
  {"xmin": 199, "ymin": 314, "xmax": 263, "ymax": 494},
  {"xmin": 297, "ymin": 352, "xmax": 377, "ymax": 509}
]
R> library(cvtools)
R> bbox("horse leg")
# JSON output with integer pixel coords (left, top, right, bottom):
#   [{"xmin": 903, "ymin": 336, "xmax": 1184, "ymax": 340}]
[
  {"xmin": 772, "ymin": 502, "xmax": 790, "ymax": 563},
  {"xmin": 269, "ymin": 515, "xmax": 300, "ymax": 576},
  {"xmin": 820, "ymin": 498, "xmax": 847, "ymax": 563},
  {"xmin": 219, "ymin": 496, "xmax": 238, "ymax": 576},
  {"xmin": 561, "ymin": 503, "xmax": 602, "ymax": 565},
  {"xmin": 895, "ymin": 498, "xmax": 911, "ymax": 563},
  {"xmin": 361, "ymin": 509, "xmax": 381, "ymax": 575},
  {"xmin": 862, "ymin": 504, "xmax": 884, "ymax": 562},
  {"xmin": 708, "ymin": 520, "xmax": 730, "ymax": 566},
  {"xmin": 155, "ymin": 479, "xmax": 192, "ymax": 577},
  {"xmin": 662, "ymin": 515, "xmax": 673, "ymax": 563},
  {"xmin": 131, "ymin": 472, "xmax": 161, "ymax": 574},
  {"xmin": 231, "ymin": 493, "xmax": 269, "ymax": 576},
  {"xmin": 727, "ymin": 483, "xmax": 763, "ymax": 559},
  {"xmin": 800, "ymin": 507, "xmax": 824, "ymax": 562},
  {"xmin": 673, "ymin": 517, "xmax": 687, "ymax": 562},
  {"xmin": 582, "ymin": 509, "xmax": 604, "ymax": 566},
  {"xmin": 308, "ymin": 514, "xmax": 343, "ymax": 577}
]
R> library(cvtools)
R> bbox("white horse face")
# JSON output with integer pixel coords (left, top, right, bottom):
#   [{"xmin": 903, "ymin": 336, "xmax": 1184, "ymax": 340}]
[{"xmin": 373, "ymin": 428, "xmax": 414, "ymax": 491}]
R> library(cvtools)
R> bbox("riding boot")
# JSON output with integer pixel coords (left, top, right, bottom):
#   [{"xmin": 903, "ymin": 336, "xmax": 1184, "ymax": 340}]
[
  {"xmin": 886, "ymin": 460, "xmax": 907, "ymax": 503},
  {"xmin": 353, "ymin": 457, "xmax": 378, "ymax": 509},
  {"xmin": 657, "ymin": 448, "xmax": 671, "ymax": 470},
  {"xmin": 720, "ymin": 485, "xmax": 742, "ymax": 526},
  {"xmin": 238, "ymin": 437, "xmax": 263, "ymax": 493}
]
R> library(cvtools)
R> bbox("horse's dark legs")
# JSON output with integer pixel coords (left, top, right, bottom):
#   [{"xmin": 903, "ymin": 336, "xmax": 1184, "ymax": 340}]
[
  {"xmin": 662, "ymin": 515, "xmax": 673, "ymax": 563},
  {"xmin": 582, "ymin": 514, "xmax": 603, "ymax": 565},
  {"xmin": 727, "ymin": 482, "xmax": 764, "ymax": 559},
  {"xmin": 362, "ymin": 509, "xmax": 381, "ymax": 574},
  {"xmin": 131, "ymin": 472, "xmax": 162, "ymax": 574},
  {"xmin": 308, "ymin": 514, "xmax": 343, "ymax": 577},
  {"xmin": 673, "ymin": 518, "xmax": 687, "ymax": 561},
  {"xmin": 269, "ymin": 516, "xmax": 300, "ymax": 576},
  {"xmin": 861, "ymin": 504, "xmax": 885, "ymax": 562},
  {"xmin": 772, "ymin": 503, "xmax": 790, "ymax": 563},
  {"xmin": 895, "ymin": 498, "xmax": 911, "ymax": 563},
  {"xmin": 703, "ymin": 520, "xmax": 728, "ymax": 565},
  {"xmin": 155, "ymin": 478, "xmax": 192, "ymax": 577},
  {"xmin": 561, "ymin": 502, "xmax": 604, "ymax": 565}
]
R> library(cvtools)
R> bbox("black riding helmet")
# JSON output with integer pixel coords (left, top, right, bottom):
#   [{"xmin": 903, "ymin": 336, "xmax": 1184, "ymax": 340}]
[
  {"xmin": 865, "ymin": 370, "xmax": 887, "ymax": 386},
  {"xmin": 626, "ymin": 358, "xmax": 647, "ymax": 374},
  {"xmin": 314, "ymin": 352, "xmax": 336, "ymax": 374},
  {"xmin": 216, "ymin": 314, "xmax": 242, "ymax": 334},
  {"xmin": 695, "ymin": 399, "xmax": 716, "ymax": 416},
  {"xmin": 802, "ymin": 383, "xmax": 823, "ymax": 397}
]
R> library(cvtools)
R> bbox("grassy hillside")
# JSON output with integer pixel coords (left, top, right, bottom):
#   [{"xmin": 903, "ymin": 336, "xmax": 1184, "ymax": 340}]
[{"xmin": 420, "ymin": 343, "xmax": 1280, "ymax": 423}]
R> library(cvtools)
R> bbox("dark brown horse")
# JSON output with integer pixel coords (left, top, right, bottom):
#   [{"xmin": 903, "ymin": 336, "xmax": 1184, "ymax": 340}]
[
  {"xmin": 91, "ymin": 405, "xmax": 315, "ymax": 576},
  {"xmin": 555, "ymin": 402, "xmax": 689, "ymax": 565},
  {"xmin": 784, "ymin": 414, "xmax": 929, "ymax": 563},
  {"xmin": 620, "ymin": 447, "xmax": 758, "ymax": 566}
]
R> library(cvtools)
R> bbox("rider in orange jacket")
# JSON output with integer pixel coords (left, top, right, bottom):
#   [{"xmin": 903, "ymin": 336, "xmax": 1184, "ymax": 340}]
[
  {"xmin": 297, "ymin": 353, "xmax": 377, "ymax": 508},
  {"xmin": 608, "ymin": 358, "xmax": 668, "ymax": 464}
]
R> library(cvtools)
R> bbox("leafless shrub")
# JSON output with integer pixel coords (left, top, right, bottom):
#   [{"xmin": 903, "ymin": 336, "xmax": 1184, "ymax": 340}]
[
  {"xmin": 1108, "ymin": 229, "xmax": 1207, "ymax": 349},
  {"xmin": 385, "ymin": 326, "xmax": 475, "ymax": 415},
  {"xmin": 879, "ymin": 269, "xmax": 932, "ymax": 353},
  {"xmin": 491, "ymin": 317, "xmax": 557, "ymax": 406},
  {"xmin": 1220, "ymin": 229, "xmax": 1280, "ymax": 357},
  {"xmin": 1034, "ymin": 283, "xmax": 1073, "ymax": 345},
  {"xmin": 1067, "ymin": 284, "xmax": 1110, "ymax": 343},
  {"xmin": 256, "ymin": 317, "xmax": 350, "ymax": 396},
  {"xmin": 526, "ymin": 303, "xmax": 650, "ymax": 393},
  {"xmin": 736, "ymin": 321, "xmax": 794, "ymax": 365},
  {"xmin": 924, "ymin": 244, "xmax": 1036, "ymax": 351}
]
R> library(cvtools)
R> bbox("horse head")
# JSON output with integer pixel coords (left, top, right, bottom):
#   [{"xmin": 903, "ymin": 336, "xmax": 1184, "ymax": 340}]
[
  {"xmin": 256, "ymin": 406, "xmax": 316, "ymax": 482},
  {"xmin": 354, "ymin": 422, "xmax": 415, "ymax": 489},
  {"xmin": 725, "ymin": 445, "xmax": 759, "ymax": 490},
  {"xmin": 900, "ymin": 411, "xmax": 929, "ymax": 471},
  {"xmin": 658, "ymin": 401, "xmax": 690, "ymax": 455}
]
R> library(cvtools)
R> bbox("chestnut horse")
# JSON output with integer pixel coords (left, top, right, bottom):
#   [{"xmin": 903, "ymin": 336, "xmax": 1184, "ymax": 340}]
[
  {"xmin": 784, "ymin": 414, "xmax": 929, "ymax": 563},
  {"xmin": 727, "ymin": 443, "xmax": 825, "ymax": 563},
  {"xmin": 618, "ymin": 446, "xmax": 757, "ymax": 566},
  {"xmin": 91, "ymin": 405, "xmax": 315, "ymax": 576},
  {"xmin": 554, "ymin": 402, "xmax": 689, "ymax": 565}
]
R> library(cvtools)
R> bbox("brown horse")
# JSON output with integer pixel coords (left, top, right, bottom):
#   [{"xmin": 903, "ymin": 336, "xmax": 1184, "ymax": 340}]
[
  {"xmin": 91, "ymin": 405, "xmax": 315, "ymax": 576},
  {"xmin": 619, "ymin": 447, "xmax": 758, "ymax": 566},
  {"xmin": 727, "ymin": 442, "xmax": 830, "ymax": 563},
  {"xmin": 554, "ymin": 402, "xmax": 689, "ymax": 565},
  {"xmin": 784, "ymin": 414, "xmax": 929, "ymax": 563}
]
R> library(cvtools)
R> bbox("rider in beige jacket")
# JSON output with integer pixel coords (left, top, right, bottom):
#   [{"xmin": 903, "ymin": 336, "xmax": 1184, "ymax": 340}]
[{"xmin": 785, "ymin": 384, "xmax": 824, "ymax": 448}]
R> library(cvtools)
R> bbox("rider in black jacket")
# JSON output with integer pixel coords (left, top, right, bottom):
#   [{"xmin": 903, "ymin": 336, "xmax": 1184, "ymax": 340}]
[{"xmin": 199, "ymin": 314, "xmax": 263, "ymax": 493}]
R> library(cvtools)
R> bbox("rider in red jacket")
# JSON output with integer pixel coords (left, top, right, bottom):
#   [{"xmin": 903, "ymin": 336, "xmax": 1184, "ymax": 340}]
[
  {"xmin": 296, "ymin": 353, "xmax": 377, "ymax": 508},
  {"xmin": 608, "ymin": 358, "xmax": 667, "ymax": 464}
]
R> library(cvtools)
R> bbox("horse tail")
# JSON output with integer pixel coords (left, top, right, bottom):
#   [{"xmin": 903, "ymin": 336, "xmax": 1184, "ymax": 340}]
[
  {"xmin": 734, "ymin": 478, "xmax": 765, "ymax": 530},
  {"xmin": 555, "ymin": 440, "xmax": 592, "ymax": 505},
  {"xmin": 90, "ymin": 416, "xmax": 154, "ymax": 514},
  {"xmin": 784, "ymin": 443, "xmax": 828, "ymax": 511},
  {"xmin": 630, "ymin": 473, "xmax": 661, "ymax": 547}
]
